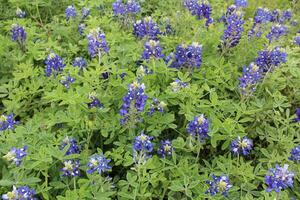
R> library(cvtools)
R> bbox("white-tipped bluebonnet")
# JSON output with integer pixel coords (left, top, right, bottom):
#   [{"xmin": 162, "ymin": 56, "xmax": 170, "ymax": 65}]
[
  {"xmin": 187, "ymin": 114, "xmax": 209, "ymax": 141},
  {"xmin": 136, "ymin": 65, "xmax": 152, "ymax": 77},
  {"xmin": 2, "ymin": 185, "xmax": 36, "ymax": 200},
  {"xmin": 133, "ymin": 132, "xmax": 154, "ymax": 163},
  {"xmin": 72, "ymin": 57, "xmax": 87, "ymax": 69},
  {"xmin": 148, "ymin": 98, "xmax": 166, "ymax": 115},
  {"xmin": 239, "ymin": 63, "xmax": 262, "ymax": 94},
  {"xmin": 142, "ymin": 40, "xmax": 164, "ymax": 60},
  {"xmin": 234, "ymin": 0, "xmax": 248, "ymax": 7},
  {"xmin": 88, "ymin": 92, "xmax": 103, "ymax": 109},
  {"xmin": 16, "ymin": 8, "xmax": 26, "ymax": 18},
  {"xmin": 62, "ymin": 160, "xmax": 81, "ymax": 177},
  {"xmin": 266, "ymin": 24, "xmax": 287, "ymax": 43},
  {"xmin": 120, "ymin": 81, "xmax": 148, "ymax": 126},
  {"xmin": 81, "ymin": 7, "xmax": 90, "ymax": 20},
  {"xmin": 87, "ymin": 28, "xmax": 109, "ymax": 58},
  {"xmin": 45, "ymin": 52, "xmax": 65, "ymax": 77},
  {"xmin": 0, "ymin": 114, "xmax": 18, "ymax": 131},
  {"xmin": 222, "ymin": 7, "xmax": 244, "ymax": 48},
  {"xmin": 133, "ymin": 17, "xmax": 161, "ymax": 39},
  {"xmin": 157, "ymin": 140, "xmax": 173, "ymax": 157},
  {"xmin": 87, "ymin": 154, "xmax": 111, "ymax": 174},
  {"xmin": 230, "ymin": 136, "xmax": 253, "ymax": 156},
  {"xmin": 60, "ymin": 75, "xmax": 75, "ymax": 89},
  {"xmin": 293, "ymin": 108, "xmax": 300, "ymax": 122},
  {"xmin": 3, "ymin": 146, "xmax": 27, "ymax": 166},
  {"xmin": 248, "ymin": 7, "xmax": 272, "ymax": 38},
  {"xmin": 265, "ymin": 164, "xmax": 294, "ymax": 193},
  {"xmin": 184, "ymin": 0, "xmax": 213, "ymax": 27},
  {"xmin": 65, "ymin": 5, "xmax": 77, "ymax": 21},
  {"xmin": 112, "ymin": 0, "xmax": 126, "ymax": 15},
  {"xmin": 125, "ymin": 0, "xmax": 141, "ymax": 14},
  {"xmin": 205, "ymin": 174, "xmax": 232, "ymax": 196},
  {"xmin": 183, "ymin": 0, "xmax": 199, "ymax": 16},
  {"xmin": 290, "ymin": 20, "xmax": 298, "ymax": 27},
  {"xmin": 11, "ymin": 24, "xmax": 26, "ymax": 43},
  {"xmin": 170, "ymin": 79, "xmax": 188, "ymax": 92},
  {"xmin": 133, "ymin": 133, "xmax": 154, "ymax": 152},
  {"xmin": 294, "ymin": 34, "xmax": 300, "ymax": 46},
  {"xmin": 78, "ymin": 23, "xmax": 86, "ymax": 35},
  {"xmin": 289, "ymin": 146, "xmax": 300, "ymax": 162},
  {"xmin": 169, "ymin": 42, "xmax": 202, "ymax": 69},
  {"xmin": 279, "ymin": 9, "xmax": 292, "ymax": 24},
  {"xmin": 113, "ymin": 0, "xmax": 140, "ymax": 16},
  {"xmin": 60, "ymin": 137, "xmax": 80, "ymax": 155},
  {"xmin": 255, "ymin": 47, "xmax": 287, "ymax": 72}
]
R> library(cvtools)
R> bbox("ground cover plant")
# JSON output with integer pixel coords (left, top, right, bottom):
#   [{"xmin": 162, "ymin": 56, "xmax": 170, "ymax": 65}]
[{"xmin": 0, "ymin": 0, "xmax": 300, "ymax": 199}]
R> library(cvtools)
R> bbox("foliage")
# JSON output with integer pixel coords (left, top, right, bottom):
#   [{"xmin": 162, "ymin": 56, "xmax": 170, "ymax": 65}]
[{"xmin": 0, "ymin": 0, "xmax": 300, "ymax": 199}]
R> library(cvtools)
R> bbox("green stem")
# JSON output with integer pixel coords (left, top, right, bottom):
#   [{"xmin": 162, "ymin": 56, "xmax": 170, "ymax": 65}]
[
  {"xmin": 73, "ymin": 177, "xmax": 77, "ymax": 191},
  {"xmin": 196, "ymin": 135, "xmax": 201, "ymax": 163},
  {"xmin": 276, "ymin": 192, "xmax": 280, "ymax": 200}
]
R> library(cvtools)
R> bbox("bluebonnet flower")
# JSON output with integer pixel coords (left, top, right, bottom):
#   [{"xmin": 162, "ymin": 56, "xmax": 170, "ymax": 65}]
[
  {"xmin": 142, "ymin": 40, "xmax": 164, "ymax": 60},
  {"xmin": 187, "ymin": 114, "xmax": 209, "ymax": 141},
  {"xmin": 87, "ymin": 154, "xmax": 111, "ymax": 174},
  {"xmin": 265, "ymin": 164, "xmax": 294, "ymax": 193},
  {"xmin": 65, "ymin": 5, "xmax": 77, "ymax": 20},
  {"xmin": 2, "ymin": 185, "xmax": 36, "ymax": 200},
  {"xmin": 234, "ymin": 0, "xmax": 248, "ymax": 7},
  {"xmin": 222, "ymin": 7, "xmax": 244, "ymax": 48},
  {"xmin": 294, "ymin": 34, "xmax": 300, "ymax": 46},
  {"xmin": 120, "ymin": 81, "xmax": 148, "ymax": 126},
  {"xmin": 62, "ymin": 160, "xmax": 81, "ymax": 177},
  {"xmin": 60, "ymin": 137, "xmax": 80, "ymax": 155},
  {"xmin": 45, "ymin": 52, "xmax": 65, "ymax": 77},
  {"xmin": 164, "ymin": 53, "xmax": 174, "ymax": 65},
  {"xmin": 290, "ymin": 20, "xmax": 298, "ymax": 27},
  {"xmin": 170, "ymin": 79, "xmax": 188, "ymax": 92},
  {"xmin": 0, "ymin": 114, "xmax": 18, "ymax": 131},
  {"xmin": 293, "ymin": 108, "xmax": 300, "ymax": 122},
  {"xmin": 133, "ymin": 133, "xmax": 154, "ymax": 152},
  {"xmin": 157, "ymin": 140, "xmax": 173, "ymax": 157},
  {"xmin": 112, "ymin": 0, "xmax": 126, "ymax": 15},
  {"xmin": 266, "ymin": 24, "xmax": 287, "ymax": 43},
  {"xmin": 81, "ymin": 7, "xmax": 90, "ymax": 20},
  {"xmin": 197, "ymin": 2, "xmax": 213, "ymax": 27},
  {"xmin": 289, "ymin": 146, "xmax": 300, "ymax": 162},
  {"xmin": 230, "ymin": 136, "xmax": 253, "ymax": 156},
  {"xmin": 279, "ymin": 10, "xmax": 292, "ymax": 24},
  {"xmin": 255, "ymin": 47, "xmax": 287, "ymax": 72},
  {"xmin": 239, "ymin": 63, "xmax": 262, "ymax": 94},
  {"xmin": 72, "ymin": 57, "xmax": 87, "ymax": 69},
  {"xmin": 60, "ymin": 75, "xmax": 75, "ymax": 89},
  {"xmin": 170, "ymin": 42, "xmax": 203, "ymax": 69},
  {"xmin": 3, "ymin": 146, "xmax": 27, "ymax": 166},
  {"xmin": 248, "ymin": 7, "xmax": 271, "ymax": 38},
  {"xmin": 133, "ymin": 17, "xmax": 161, "ymax": 39},
  {"xmin": 270, "ymin": 9, "xmax": 280, "ymax": 23},
  {"xmin": 16, "ymin": 8, "xmax": 26, "ymax": 18},
  {"xmin": 148, "ymin": 98, "xmax": 167, "ymax": 115},
  {"xmin": 78, "ymin": 23, "xmax": 86, "ymax": 35},
  {"xmin": 88, "ymin": 92, "xmax": 103, "ymax": 109},
  {"xmin": 87, "ymin": 28, "xmax": 109, "ymax": 58},
  {"xmin": 183, "ymin": 0, "xmax": 199, "ymax": 16},
  {"xmin": 125, "ymin": 0, "xmax": 141, "ymax": 14},
  {"xmin": 205, "ymin": 174, "xmax": 232, "ymax": 196},
  {"xmin": 11, "ymin": 24, "xmax": 26, "ymax": 43},
  {"xmin": 184, "ymin": 0, "xmax": 213, "ymax": 27},
  {"xmin": 162, "ymin": 17, "xmax": 174, "ymax": 35},
  {"xmin": 133, "ymin": 132, "xmax": 154, "ymax": 163},
  {"xmin": 136, "ymin": 65, "xmax": 152, "ymax": 77}
]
